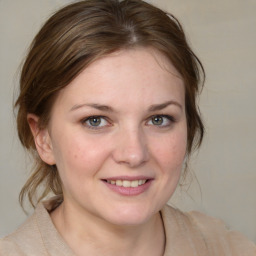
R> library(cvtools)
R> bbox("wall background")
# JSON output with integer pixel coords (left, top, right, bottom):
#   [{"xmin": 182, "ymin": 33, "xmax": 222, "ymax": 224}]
[{"xmin": 0, "ymin": 0, "xmax": 255, "ymax": 242}]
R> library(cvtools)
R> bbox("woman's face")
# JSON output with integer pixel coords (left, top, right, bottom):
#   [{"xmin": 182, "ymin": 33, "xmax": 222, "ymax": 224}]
[{"xmin": 44, "ymin": 47, "xmax": 187, "ymax": 225}]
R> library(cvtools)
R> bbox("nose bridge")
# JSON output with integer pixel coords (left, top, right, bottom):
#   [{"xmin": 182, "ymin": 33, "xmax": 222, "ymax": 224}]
[{"xmin": 112, "ymin": 125, "xmax": 149, "ymax": 168}]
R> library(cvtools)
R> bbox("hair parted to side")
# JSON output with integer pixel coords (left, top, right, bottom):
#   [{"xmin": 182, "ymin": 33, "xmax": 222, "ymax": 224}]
[{"xmin": 15, "ymin": 0, "xmax": 205, "ymax": 208}]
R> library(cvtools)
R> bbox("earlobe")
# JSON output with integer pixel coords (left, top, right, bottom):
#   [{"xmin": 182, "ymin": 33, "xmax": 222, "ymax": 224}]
[{"xmin": 27, "ymin": 113, "xmax": 56, "ymax": 165}]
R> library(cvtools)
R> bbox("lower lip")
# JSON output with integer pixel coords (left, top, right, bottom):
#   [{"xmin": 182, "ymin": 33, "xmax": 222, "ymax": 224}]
[{"xmin": 103, "ymin": 180, "xmax": 153, "ymax": 196}]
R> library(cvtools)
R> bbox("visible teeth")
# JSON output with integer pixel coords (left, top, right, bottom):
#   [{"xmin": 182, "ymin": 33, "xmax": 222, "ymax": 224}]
[
  {"xmin": 131, "ymin": 180, "xmax": 139, "ymax": 187},
  {"xmin": 123, "ymin": 180, "xmax": 131, "ymax": 187},
  {"xmin": 116, "ymin": 180, "xmax": 122, "ymax": 186},
  {"xmin": 141, "ymin": 180, "xmax": 146, "ymax": 185},
  {"xmin": 107, "ymin": 179, "xmax": 147, "ymax": 188}
]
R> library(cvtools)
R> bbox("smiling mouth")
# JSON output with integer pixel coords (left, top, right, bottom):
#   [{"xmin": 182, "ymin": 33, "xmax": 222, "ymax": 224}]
[{"xmin": 103, "ymin": 179, "xmax": 148, "ymax": 188}]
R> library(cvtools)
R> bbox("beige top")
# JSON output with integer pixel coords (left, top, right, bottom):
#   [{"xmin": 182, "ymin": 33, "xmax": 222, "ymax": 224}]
[{"xmin": 1, "ymin": 197, "xmax": 256, "ymax": 256}]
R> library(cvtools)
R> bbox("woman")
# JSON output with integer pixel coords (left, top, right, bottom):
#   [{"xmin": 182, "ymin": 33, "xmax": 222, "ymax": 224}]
[{"xmin": 1, "ymin": 0, "xmax": 255, "ymax": 255}]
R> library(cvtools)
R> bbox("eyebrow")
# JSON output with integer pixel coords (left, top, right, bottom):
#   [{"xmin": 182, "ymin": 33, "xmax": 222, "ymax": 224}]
[
  {"xmin": 70, "ymin": 103, "xmax": 114, "ymax": 112},
  {"xmin": 148, "ymin": 100, "xmax": 182, "ymax": 111},
  {"xmin": 70, "ymin": 100, "xmax": 182, "ymax": 112}
]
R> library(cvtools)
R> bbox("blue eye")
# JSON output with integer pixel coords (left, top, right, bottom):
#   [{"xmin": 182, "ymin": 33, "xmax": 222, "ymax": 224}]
[
  {"xmin": 82, "ymin": 116, "xmax": 109, "ymax": 129},
  {"xmin": 152, "ymin": 116, "xmax": 164, "ymax": 125},
  {"xmin": 147, "ymin": 115, "xmax": 175, "ymax": 127}
]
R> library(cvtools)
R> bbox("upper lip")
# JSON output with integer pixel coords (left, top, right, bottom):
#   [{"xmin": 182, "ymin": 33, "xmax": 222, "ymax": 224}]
[{"xmin": 101, "ymin": 176, "xmax": 154, "ymax": 181}]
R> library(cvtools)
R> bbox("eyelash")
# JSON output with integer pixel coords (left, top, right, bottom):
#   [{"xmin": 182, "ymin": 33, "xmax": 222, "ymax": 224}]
[
  {"xmin": 81, "ymin": 116, "xmax": 110, "ymax": 130},
  {"xmin": 81, "ymin": 114, "xmax": 176, "ymax": 130},
  {"xmin": 146, "ymin": 115, "xmax": 176, "ymax": 127}
]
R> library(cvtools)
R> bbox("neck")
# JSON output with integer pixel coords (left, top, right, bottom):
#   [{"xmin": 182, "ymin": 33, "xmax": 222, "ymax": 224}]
[{"xmin": 51, "ymin": 200, "xmax": 165, "ymax": 256}]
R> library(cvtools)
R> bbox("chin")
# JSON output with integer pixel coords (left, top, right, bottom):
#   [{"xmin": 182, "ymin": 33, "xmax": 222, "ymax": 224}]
[{"xmin": 103, "ymin": 204, "xmax": 158, "ymax": 226}]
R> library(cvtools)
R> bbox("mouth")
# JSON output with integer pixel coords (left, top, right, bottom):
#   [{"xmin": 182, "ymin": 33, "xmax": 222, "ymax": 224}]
[
  {"xmin": 103, "ymin": 179, "xmax": 148, "ymax": 188},
  {"xmin": 101, "ymin": 177, "xmax": 153, "ymax": 196}
]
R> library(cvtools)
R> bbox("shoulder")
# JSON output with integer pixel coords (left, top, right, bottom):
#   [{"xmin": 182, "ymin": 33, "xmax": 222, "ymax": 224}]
[
  {"xmin": 161, "ymin": 204, "xmax": 256, "ymax": 256},
  {"xmin": 0, "ymin": 239, "xmax": 26, "ymax": 256},
  {"xmin": 0, "ymin": 204, "xmax": 47, "ymax": 255},
  {"xmin": 188, "ymin": 210, "xmax": 256, "ymax": 254},
  {"xmin": 0, "ymin": 197, "xmax": 73, "ymax": 256}
]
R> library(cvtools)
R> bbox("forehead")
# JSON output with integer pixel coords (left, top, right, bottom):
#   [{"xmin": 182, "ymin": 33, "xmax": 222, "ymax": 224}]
[
  {"xmin": 79, "ymin": 47, "xmax": 183, "ymax": 85},
  {"xmin": 53, "ymin": 47, "xmax": 184, "ymax": 110}
]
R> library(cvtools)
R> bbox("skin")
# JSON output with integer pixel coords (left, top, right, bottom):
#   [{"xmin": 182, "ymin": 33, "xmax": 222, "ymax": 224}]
[{"xmin": 28, "ymin": 47, "xmax": 187, "ymax": 256}]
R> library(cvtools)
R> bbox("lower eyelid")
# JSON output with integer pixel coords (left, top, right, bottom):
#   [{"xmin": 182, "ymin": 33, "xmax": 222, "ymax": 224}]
[
  {"xmin": 83, "ymin": 116, "xmax": 115, "ymax": 131},
  {"xmin": 81, "ymin": 115, "xmax": 175, "ymax": 129},
  {"xmin": 148, "ymin": 115, "xmax": 175, "ymax": 125}
]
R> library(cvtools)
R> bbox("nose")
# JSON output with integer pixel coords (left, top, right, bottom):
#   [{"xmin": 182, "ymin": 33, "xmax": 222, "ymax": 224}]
[{"xmin": 112, "ymin": 127, "xmax": 149, "ymax": 168}]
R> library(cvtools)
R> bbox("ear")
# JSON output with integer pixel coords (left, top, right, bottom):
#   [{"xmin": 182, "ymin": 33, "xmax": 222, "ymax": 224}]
[{"xmin": 27, "ymin": 113, "xmax": 56, "ymax": 165}]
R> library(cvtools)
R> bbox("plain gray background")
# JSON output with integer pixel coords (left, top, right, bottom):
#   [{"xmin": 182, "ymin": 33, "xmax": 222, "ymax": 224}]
[{"xmin": 0, "ymin": 0, "xmax": 256, "ymax": 242}]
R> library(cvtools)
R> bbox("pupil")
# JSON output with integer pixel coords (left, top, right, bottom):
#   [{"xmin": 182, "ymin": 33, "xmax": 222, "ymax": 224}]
[
  {"xmin": 152, "ymin": 116, "xmax": 163, "ymax": 125},
  {"xmin": 89, "ymin": 117, "xmax": 101, "ymax": 126}
]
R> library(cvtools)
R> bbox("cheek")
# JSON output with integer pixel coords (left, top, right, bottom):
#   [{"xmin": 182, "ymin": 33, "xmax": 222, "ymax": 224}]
[
  {"xmin": 53, "ymin": 134, "xmax": 111, "ymax": 177},
  {"xmin": 151, "ymin": 130, "xmax": 187, "ymax": 171}
]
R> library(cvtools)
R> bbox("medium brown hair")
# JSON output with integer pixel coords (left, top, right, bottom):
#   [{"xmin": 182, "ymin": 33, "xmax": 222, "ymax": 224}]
[{"xmin": 15, "ymin": 0, "xmax": 204, "ymax": 208}]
